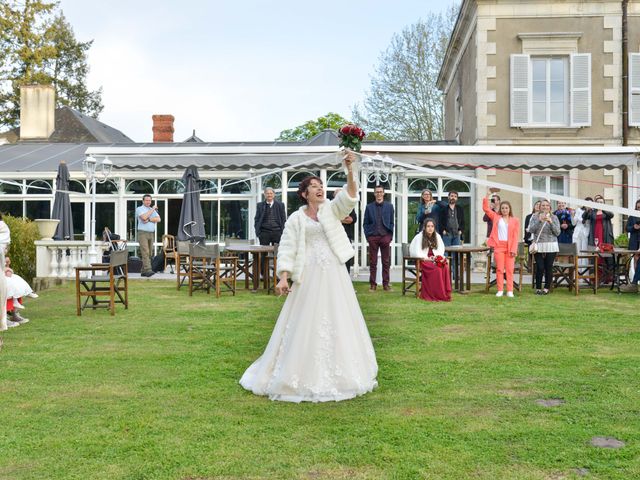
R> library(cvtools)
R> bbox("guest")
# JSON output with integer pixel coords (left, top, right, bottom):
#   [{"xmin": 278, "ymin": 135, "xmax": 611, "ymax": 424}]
[
  {"xmin": 584, "ymin": 195, "xmax": 614, "ymax": 247},
  {"xmin": 333, "ymin": 189, "xmax": 357, "ymax": 273},
  {"xmin": 482, "ymin": 191, "xmax": 520, "ymax": 297},
  {"xmin": 438, "ymin": 191, "xmax": 465, "ymax": 246},
  {"xmin": 135, "ymin": 194, "xmax": 160, "ymax": 277},
  {"xmin": 415, "ymin": 189, "xmax": 438, "ymax": 234},
  {"xmin": 482, "ymin": 194, "xmax": 500, "ymax": 238},
  {"xmin": 363, "ymin": 185, "xmax": 394, "ymax": 292},
  {"xmin": 528, "ymin": 199, "xmax": 561, "ymax": 295},
  {"xmin": 0, "ymin": 213, "xmax": 9, "ymax": 331},
  {"xmin": 254, "ymin": 187, "xmax": 287, "ymax": 246},
  {"xmin": 5, "ymin": 256, "xmax": 38, "ymax": 307},
  {"xmin": 572, "ymin": 197, "xmax": 593, "ymax": 262},
  {"xmin": 524, "ymin": 201, "xmax": 541, "ymax": 245},
  {"xmin": 621, "ymin": 199, "xmax": 640, "ymax": 292},
  {"xmin": 626, "ymin": 198, "xmax": 640, "ymax": 252},
  {"xmin": 554, "ymin": 201, "xmax": 574, "ymax": 244},
  {"xmin": 409, "ymin": 219, "xmax": 451, "ymax": 302}
]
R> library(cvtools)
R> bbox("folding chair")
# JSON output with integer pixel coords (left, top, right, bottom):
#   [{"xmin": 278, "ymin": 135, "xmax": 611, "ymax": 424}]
[
  {"xmin": 401, "ymin": 243, "xmax": 422, "ymax": 297},
  {"xmin": 162, "ymin": 234, "xmax": 176, "ymax": 274},
  {"xmin": 188, "ymin": 243, "xmax": 237, "ymax": 297},
  {"xmin": 75, "ymin": 249, "xmax": 129, "ymax": 316}
]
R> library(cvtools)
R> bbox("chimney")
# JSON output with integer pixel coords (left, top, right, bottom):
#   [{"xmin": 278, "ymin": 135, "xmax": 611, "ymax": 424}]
[
  {"xmin": 152, "ymin": 114, "xmax": 175, "ymax": 142},
  {"xmin": 20, "ymin": 84, "xmax": 55, "ymax": 140}
]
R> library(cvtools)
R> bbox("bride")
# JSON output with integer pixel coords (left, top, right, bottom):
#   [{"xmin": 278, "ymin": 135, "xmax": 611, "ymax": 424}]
[{"xmin": 240, "ymin": 152, "xmax": 378, "ymax": 402}]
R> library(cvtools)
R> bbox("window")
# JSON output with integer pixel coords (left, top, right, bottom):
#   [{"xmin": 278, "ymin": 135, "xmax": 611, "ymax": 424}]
[
  {"xmin": 531, "ymin": 57, "xmax": 567, "ymax": 124},
  {"xmin": 531, "ymin": 173, "xmax": 567, "ymax": 210},
  {"xmin": 511, "ymin": 53, "xmax": 590, "ymax": 127}
]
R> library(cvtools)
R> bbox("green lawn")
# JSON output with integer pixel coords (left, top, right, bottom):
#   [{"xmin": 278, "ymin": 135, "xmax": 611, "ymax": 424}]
[{"xmin": 0, "ymin": 281, "xmax": 638, "ymax": 480}]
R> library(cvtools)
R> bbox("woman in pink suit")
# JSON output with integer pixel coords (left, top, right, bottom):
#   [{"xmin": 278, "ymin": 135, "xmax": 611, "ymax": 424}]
[
  {"xmin": 409, "ymin": 218, "xmax": 452, "ymax": 302},
  {"xmin": 482, "ymin": 190, "xmax": 520, "ymax": 297}
]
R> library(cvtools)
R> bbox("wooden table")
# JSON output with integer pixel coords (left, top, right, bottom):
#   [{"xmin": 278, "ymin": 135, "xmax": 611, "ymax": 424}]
[
  {"xmin": 445, "ymin": 245, "xmax": 490, "ymax": 293},
  {"xmin": 582, "ymin": 247, "xmax": 638, "ymax": 293},
  {"xmin": 224, "ymin": 244, "xmax": 275, "ymax": 292}
]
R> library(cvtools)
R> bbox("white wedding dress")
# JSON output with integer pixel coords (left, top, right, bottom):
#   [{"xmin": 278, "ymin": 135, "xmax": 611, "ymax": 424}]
[{"xmin": 240, "ymin": 215, "xmax": 378, "ymax": 403}]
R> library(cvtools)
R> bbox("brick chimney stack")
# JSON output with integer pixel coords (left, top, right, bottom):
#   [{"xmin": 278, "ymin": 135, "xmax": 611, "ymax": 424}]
[{"xmin": 152, "ymin": 114, "xmax": 174, "ymax": 142}]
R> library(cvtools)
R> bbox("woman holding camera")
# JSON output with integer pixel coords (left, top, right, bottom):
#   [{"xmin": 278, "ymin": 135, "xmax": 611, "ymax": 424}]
[{"xmin": 527, "ymin": 199, "xmax": 561, "ymax": 295}]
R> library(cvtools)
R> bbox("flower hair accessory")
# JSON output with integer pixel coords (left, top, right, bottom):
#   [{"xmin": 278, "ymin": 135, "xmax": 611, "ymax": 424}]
[{"xmin": 338, "ymin": 124, "xmax": 366, "ymax": 152}]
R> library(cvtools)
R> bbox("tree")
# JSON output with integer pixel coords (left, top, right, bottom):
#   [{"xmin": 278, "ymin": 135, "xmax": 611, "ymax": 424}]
[
  {"xmin": 276, "ymin": 112, "xmax": 350, "ymax": 142},
  {"xmin": 0, "ymin": 0, "xmax": 103, "ymax": 129},
  {"xmin": 353, "ymin": 5, "xmax": 457, "ymax": 141}
]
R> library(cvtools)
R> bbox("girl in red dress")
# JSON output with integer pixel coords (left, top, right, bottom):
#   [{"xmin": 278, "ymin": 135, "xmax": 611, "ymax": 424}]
[{"xmin": 409, "ymin": 219, "xmax": 452, "ymax": 302}]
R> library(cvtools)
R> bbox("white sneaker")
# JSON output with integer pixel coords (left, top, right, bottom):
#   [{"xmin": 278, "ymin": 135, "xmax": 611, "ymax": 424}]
[
  {"xmin": 27, "ymin": 292, "xmax": 39, "ymax": 298},
  {"xmin": 7, "ymin": 320, "xmax": 20, "ymax": 328},
  {"xmin": 13, "ymin": 300, "xmax": 25, "ymax": 310},
  {"xmin": 506, "ymin": 291, "xmax": 514, "ymax": 298},
  {"xmin": 495, "ymin": 291, "xmax": 504, "ymax": 297},
  {"xmin": 13, "ymin": 315, "xmax": 29, "ymax": 324}
]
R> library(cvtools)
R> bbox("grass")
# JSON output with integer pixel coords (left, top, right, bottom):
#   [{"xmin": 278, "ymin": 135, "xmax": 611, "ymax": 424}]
[{"xmin": 0, "ymin": 280, "xmax": 639, "ymax": 480}]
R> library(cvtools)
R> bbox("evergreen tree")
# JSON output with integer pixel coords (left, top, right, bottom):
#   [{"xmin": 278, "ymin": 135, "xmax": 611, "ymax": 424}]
[{"xmin": 0, "ymin": 0, "xmax": 103, "ymax": 129}]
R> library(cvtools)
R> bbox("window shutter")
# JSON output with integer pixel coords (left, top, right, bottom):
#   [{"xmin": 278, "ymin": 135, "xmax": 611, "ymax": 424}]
[
  {"xmin": 570, "ymin": 53, "xmax": 591, "ymax": 127},
  {"xmin": 510, "ymin": 54, "xmax": 530, "ymax": 126},
  {"xmin": 629, "ymin": 53, "xmax": 640, "ymax": 127}
]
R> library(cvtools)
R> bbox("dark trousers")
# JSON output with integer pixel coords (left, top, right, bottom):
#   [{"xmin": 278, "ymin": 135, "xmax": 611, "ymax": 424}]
[
  {"xmin": 368, "ymin": 233, "xmax": 392, "ymax": 287},
  {"xmin": 534, "ymin": 252, "xmax": 557, "ymax": 290},
  {"xmin": 259, "ymin": 230, "xmax": 282, "ymax": 246}
]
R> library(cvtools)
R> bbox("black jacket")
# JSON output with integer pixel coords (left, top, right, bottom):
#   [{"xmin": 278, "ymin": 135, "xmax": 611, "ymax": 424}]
[
  {"xmin": 254, "ymin": 200, "xmax": 286, "ymax": 236},
  {"xmin": 438, "ymin": 202, "xmax": 465, "ymax": 238}
]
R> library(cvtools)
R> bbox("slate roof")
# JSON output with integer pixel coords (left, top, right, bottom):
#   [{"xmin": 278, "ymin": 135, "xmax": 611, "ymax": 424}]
[{"xmin": 0, "ymin": 106, "xmax": 133, "ymax": 144}]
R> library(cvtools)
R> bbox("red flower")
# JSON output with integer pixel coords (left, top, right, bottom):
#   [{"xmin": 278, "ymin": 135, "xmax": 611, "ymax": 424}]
[{"xmin": 337, "ymin": 123, "xmax": 366, "ymax": 152}]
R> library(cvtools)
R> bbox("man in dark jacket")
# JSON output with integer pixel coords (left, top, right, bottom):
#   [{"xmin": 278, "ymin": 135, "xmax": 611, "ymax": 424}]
[
  {"xmin": 254, "ymin": 187, "xmax": 286, "ymax": 245},
  {"xmin": 438, "ymin": 191, "xmax": 465, "ymax": 246},
  {"xmin": 363, "ymin": 185, "xmax": 394, "ymax": 292}
]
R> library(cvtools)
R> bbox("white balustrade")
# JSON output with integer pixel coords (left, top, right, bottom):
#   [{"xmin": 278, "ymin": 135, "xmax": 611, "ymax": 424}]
[{"xmin": 35, "ymin": 240, "xmax": 109, "ymax": 279}]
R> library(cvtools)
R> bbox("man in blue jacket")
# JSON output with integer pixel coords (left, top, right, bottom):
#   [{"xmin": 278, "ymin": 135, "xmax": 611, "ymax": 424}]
[{"xmin": 363, "ymin": 185, "xmax": 394, "ymax": 291}]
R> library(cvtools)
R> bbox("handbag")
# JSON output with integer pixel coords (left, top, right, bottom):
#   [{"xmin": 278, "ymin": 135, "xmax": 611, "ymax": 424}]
[{"xmin": 529, "ymin": 221, "xmax": 546, "ymax": 254}]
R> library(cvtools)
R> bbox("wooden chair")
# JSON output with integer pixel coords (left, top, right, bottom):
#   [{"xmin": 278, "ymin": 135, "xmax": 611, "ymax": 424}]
[
  {"xmin": 75, "ymin": 249, "xmax": 129, "ymax": 316},
  {"xmin": 162, "ymin": 234, "xmax": 176, "ymax": 273},
  {"xmin": 188, "ymin": 243, "xmax": 237, "ymax": 297},
  {"xmin": 225, "ymin": 238, "xmax": 253, "ymax": 288},
  {"xmin": 485, "ymin": 242, "xmax": 527, "ymax": 293},
  {"xmin": 401, "ymin": 243, "xmax": 422, "ymax": 297},
  {"xmin": 175, "ymin": 240, "xmax": 190, "ymax": 290},
  {"xmin": 552, "ymin": 243, "xmax": 577, "ymax": 291}
]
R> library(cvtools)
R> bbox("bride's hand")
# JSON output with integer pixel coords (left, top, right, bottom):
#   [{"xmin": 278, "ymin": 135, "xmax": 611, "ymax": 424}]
[
  {"xmin": 343, "ymin": 150, "xmax": 356, "ymax": 171},
  {"xmin": 275, "ymin": 277, "xmax": 291, "ymax": 296}
]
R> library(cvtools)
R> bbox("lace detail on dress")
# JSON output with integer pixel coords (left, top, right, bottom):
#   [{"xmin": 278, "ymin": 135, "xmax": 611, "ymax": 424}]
[{"xmin": 304, "ymin": 216, "xmax": 337, "ymax": 270}]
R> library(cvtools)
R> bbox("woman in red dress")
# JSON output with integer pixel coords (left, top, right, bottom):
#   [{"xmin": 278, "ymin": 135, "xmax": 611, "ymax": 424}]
[{"xmin": 409, "ymin": 219, "xmax": 451, "ymax": 302}]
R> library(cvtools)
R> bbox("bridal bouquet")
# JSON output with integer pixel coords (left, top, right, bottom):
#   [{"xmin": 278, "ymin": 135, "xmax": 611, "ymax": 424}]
[
  {"xmin": 338, "ymin": 124, "xmax": 366, "ymax": 152},
  {"xmin": 434, "ymin": 255, "xmax": 447, "ymax": 269}
]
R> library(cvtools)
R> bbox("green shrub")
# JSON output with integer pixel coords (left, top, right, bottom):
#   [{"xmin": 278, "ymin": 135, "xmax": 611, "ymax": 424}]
[
  {"xmin": 2, "ymin": 214, "xmax": 40, "ymax": 284},
  {"xmin": 614, "ymin": 232, "xmax": 629, "ymax": 248}
]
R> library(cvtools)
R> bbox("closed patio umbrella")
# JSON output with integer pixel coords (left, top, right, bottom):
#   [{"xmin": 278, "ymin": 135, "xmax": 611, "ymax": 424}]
[
  {"xmin": 177, "ymin": 166, "xmax": 206, "ymax": 242},
  {"xmin": 52, "ymin": 161, "xmax": 74, "ymax": 240}
]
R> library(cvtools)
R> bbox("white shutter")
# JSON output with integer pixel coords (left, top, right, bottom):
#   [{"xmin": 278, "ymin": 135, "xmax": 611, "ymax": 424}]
[
  {"xmin": 629, "ymin": 53, "xmax": 640, "ymax": 127},
  {"xmin": 570, "ymin": 53, "xmax": 591, "ymax": 127},
  {"xmin": 510, "ymin": 54, "xmax": 530, "ymax": 126}
]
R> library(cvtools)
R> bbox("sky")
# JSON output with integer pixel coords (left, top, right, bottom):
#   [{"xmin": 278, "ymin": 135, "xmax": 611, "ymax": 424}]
[{"xmin": 58, "ymin": 0, "xmax": 456, "ymax": 143}]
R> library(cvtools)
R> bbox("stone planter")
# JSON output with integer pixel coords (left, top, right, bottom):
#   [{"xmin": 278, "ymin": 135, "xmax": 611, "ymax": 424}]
[{"xmin": 35, "ymin": 219, "xmax": 60, "ymax": 241}]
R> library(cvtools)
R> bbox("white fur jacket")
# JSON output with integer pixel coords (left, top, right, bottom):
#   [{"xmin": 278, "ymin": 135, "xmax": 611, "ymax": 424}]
[
  {"xmin": 277, "ymin": 187, "xmax": 357, "ymax": 284},
  {"xmin": 409, "ymin": 231, "xmax": 445, "ymax": 259}
]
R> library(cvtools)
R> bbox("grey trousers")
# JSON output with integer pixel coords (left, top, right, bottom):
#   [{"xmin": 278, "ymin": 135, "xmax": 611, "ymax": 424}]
[{"xmin": 138, "ymin": 230, "xmax": 154, "ymax": 273}]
